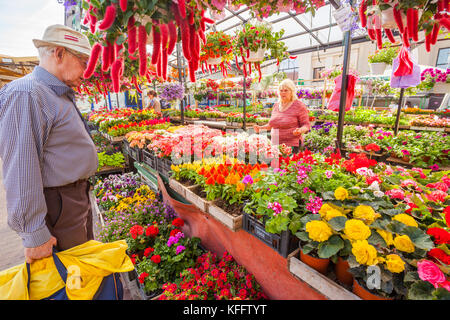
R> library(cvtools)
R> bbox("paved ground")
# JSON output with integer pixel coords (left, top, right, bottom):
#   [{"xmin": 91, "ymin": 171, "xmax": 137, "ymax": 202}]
[
  {"xmin": 0, "ymin": 159, "xmax": 25, "ymax": 272},
  {"xmin": 0, "ymin": 160, "xmax": 139, "ymax": 299}
]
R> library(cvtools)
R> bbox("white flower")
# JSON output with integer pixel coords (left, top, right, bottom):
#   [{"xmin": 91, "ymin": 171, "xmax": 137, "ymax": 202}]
[
  {"xmin": 368, "ymin": 181, "xmax": 381, "ymax": 191},
  {"xmin": 374, "ymin": 191, "xmax": 384, "ymax": 198}
]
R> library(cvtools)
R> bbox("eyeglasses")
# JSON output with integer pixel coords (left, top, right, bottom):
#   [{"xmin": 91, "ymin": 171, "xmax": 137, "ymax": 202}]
[{"xmin": 65, "ymin": 48, "xmax": 89, "ymax": 68}]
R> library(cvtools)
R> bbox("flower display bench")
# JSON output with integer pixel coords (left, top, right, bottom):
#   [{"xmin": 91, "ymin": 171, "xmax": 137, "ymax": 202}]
[
  {"xmin": 159, "ymin": 175, "xmax": 338, "ymax": 300},
  {"xmin": 287, "ymin": 248, "xmax": 360, "ymax": 300},
  {"xmin": 100, "ymin": 131, "xmax": 125, "ymax": 144},
  {"xmin": 168, "ymin": 178, "xmax": 243, "ymax": 232}
]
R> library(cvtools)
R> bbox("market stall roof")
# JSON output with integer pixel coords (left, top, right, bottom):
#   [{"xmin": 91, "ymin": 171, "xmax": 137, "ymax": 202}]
[
  {"xmin": 164, "ymin": 1, "xmax": 371, "ymax": 79},
  {"xmin": 0, "ymin": 54, "xmax": 39, "ymax": 87}
]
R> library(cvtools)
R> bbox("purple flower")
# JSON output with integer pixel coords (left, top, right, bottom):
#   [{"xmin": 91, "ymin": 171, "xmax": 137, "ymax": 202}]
[
  {"xmin": 176, "ymin": 245, "xmax": 186, "ymax": 255},
  {"xmin": 242, "ymin": 175, "xmax": 254, "ymax": 185}
]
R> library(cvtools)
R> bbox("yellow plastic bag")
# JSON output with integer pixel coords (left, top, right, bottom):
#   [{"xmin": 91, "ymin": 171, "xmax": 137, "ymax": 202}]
[{"xmin": 0, "ymin": 240, "xmax": 134, "ymax": 300}]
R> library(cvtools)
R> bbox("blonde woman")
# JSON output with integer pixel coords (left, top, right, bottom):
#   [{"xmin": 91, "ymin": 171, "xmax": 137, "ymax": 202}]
[{"xmin": 254, "ymin": 79, "xmax": 310, "ymax": 153}]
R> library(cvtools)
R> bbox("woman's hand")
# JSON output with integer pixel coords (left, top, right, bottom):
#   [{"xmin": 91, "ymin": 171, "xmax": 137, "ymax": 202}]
[
  {"xmin": 253, "ymin": 125, "xmax": 261, "ymax": 133},
  {"xmin": 293, "ymin": 127, "xmax": 308, "ymax": 136}
]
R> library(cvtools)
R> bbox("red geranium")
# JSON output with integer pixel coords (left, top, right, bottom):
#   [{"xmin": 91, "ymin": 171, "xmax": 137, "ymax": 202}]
[
  {"xmin": 129, "ymin": 225, "xmax": 144, "ymax": 240},
  {"xmin": 172, "ymin": 218, "xmax": 185, "ymax": 228},
  {"xmin": 151, "ymin": 254, "xmax": 161, "ymax": 264},
  {"xmin": 144, "ymin": 247, "xmax": 154, "ymax": 257},
  {"xmin": 170, "ymin": 229, "xmax": 182, "ymax": 237},
  {"xmin": 342, "ymin": 153, "xmax": 377, "ymax": 173},
  {"xmin": 366, "ymin": 175, "xmax": 382, "ymax": 186},
  {"xmin": 145, "ymin": 225, "xmax": 159, "ymax": 237},
  {"xmin": 138, "ymin": 272, "xmax": 149, "ymax": 284},
  {"xmin": 364, "ymin": 143, "xmax": 381, "ymax": 152},
  {"xmin": 426, "ymin": 227, "xmax": 450, "ymax": 245}
]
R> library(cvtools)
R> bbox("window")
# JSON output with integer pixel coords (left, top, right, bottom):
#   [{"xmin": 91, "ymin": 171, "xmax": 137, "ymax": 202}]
[
  {"xmin": 436, "ymin": 48, "xmax": 450, "ymax": 69},
  {"xmin": 279, "ymin": 57, "xmax": 299, "ymax": 81},
  {"xmin": 313, "ymin": 67, "xmax": 324, "ymax": 82}
]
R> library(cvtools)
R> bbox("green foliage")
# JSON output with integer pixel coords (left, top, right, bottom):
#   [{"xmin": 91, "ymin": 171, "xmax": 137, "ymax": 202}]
[
  {"xmin": 97, "ymin": 152, "xmax": 125, "ymax": 171},
  {"xmin": 368, "ymin": 43, "xmax": 400, "ymax": 65}
]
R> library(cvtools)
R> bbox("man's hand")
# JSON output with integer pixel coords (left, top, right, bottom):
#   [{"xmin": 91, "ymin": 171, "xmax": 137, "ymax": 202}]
[{"xmin": 24, "ymin": 236, "xmax": 57, "ymax": 264}]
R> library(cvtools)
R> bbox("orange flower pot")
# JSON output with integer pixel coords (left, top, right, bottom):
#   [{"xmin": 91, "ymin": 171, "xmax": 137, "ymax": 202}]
[
  {"xmin": 300, "ymin": 250, "xmax": 330, "ymax": 275},
  {"xmin": 335, "ymin": 257, "xmax": 354, "ymax": 286},
  {"xmin": 352, "ymin": 278, "xmax": 393, "ymax": 300}
]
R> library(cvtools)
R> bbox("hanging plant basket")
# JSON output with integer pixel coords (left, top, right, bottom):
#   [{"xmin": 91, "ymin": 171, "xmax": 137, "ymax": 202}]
[
  {"xmin": 206, "ymin": 57, "xmax": 222, "ymax": 65},
  {"xmin": 369, "ymin": 62, "xmax": 387, "ymax": 75},
  {"xmin": 247, "ymin": 47, "xmax": 266, "ymax": 62}
]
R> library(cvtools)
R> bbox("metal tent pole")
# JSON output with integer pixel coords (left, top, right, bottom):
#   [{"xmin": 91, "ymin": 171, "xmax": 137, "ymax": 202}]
[
  {"xmin": 243, "ymin": 75, "xmax": 247, "ymax": 131},
  {"xmin": 394, "ymin": 88, "xmax": 405, "ymax": 135},
  {"xmin": 330, "ymin": 0, "xmax": 352, "ymax": 155}
]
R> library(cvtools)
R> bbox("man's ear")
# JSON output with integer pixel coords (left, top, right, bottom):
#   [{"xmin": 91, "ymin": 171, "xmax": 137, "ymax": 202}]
[{"xmin": 53, "ymin": 47, "xmax": 65, "ymax": 63}]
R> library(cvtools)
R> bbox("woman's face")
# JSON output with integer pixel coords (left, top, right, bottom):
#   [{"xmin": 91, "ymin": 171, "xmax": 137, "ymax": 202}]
[{"xmin": 279, "ymin": 86, "xmax": 292, "ymax": 102}]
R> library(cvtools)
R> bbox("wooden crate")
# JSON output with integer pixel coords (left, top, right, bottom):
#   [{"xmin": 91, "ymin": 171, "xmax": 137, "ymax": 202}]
[
  {"xmin": 207, "ymin": 203, "xmax": 243, "ymax": 232},
  {"xmin": 287, "ymin": 248, "xmax": 361, "ymax": 300},
  {"xmin": 168, "ymin": 178, "xmax": 186, "ymax": 198},
  {"xmin": 184, "ymin": 185, "xmax": 211, "ymax": 213}
]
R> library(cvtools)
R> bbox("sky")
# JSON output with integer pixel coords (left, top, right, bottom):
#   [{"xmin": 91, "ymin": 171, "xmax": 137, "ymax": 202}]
[{"xmin": 0, "ymin": 0, "xmax": 65, "ymax": 57}]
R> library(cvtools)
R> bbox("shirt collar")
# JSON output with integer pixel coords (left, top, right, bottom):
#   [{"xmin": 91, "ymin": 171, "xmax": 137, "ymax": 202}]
[{"xmin": 32, "ymin": 66, "xmax": 75, "ymax": 98}]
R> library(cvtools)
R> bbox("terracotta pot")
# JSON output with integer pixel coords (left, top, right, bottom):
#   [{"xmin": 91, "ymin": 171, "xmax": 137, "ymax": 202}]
[
  {"xmin": 300, "ymin": 250, "xmax": 330, "ymax": 275},
  {"xmin": 352, "ymin": 278, "xmax": 393, "ymax": 300},
  {"xmin": 334, "ymin": 257, "xmax": 353, "ymax": 286}
]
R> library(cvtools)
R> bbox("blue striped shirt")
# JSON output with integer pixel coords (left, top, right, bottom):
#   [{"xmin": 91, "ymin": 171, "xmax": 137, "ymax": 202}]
[{"xmin": 0, "ymin": 66, "xmax": 98, "ymax": 248}]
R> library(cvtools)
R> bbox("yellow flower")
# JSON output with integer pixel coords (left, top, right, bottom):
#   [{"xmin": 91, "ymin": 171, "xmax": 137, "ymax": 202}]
[
  {"xmin": 376, "ymin": 229, "xmax": 394, "ymax": 246},
  {"xmin": 334, "ymin": 187, "xmax": 349, "ymax": 201},
  {"xmin": 324, "ymin": 209, "xmax": 346, "ymax": 221},
  {"xmin": 319, "ymin": 203, "xmax": 345, "ymax": 221},
  {"xmin": 319, "ymin": 203, "xmax": 334, "ymax": 218},
  {"xmin": 171, "ymin": 165, "xmax": 180, "ymax": 172},
  {"xmin": 353, "ymin": 205, "xmax": 380, "ymax": 225},
  {"xmin": 385, "ymin": 254, "xmax": 405, "ymax": 273},
  {"xmin": 351, "ymin": 240, "xmax": 379, "ymax": 266},
  {"xmin": 305, "ymin": 220, "xmax": 333, "ymax": 242},
  {"xmin": 344, "ymin": 219, "xmax": 371, "ymax": 241},
  {"xmin": 393, "ymin": 235, "xmax": 415, "ymax": 253},
  {"xmin": 392, "ymin": 214, "xmax": 418, "ymax": 228}
]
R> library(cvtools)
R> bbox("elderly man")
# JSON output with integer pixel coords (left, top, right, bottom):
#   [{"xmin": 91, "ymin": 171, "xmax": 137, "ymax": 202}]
[{"xmin": 0, "ymin": 25, "xmax": 98, "ymax": 263}]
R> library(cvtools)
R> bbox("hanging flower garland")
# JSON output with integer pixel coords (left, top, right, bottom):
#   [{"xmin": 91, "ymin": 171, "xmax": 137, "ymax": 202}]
[
  {"xmin": 359, "ymin": 0, "xmax": 450, "ymax": 51},
  {"xmin": 209, "ymin": 0, "xmax": 327, "ymax": 19},
  {"xmin": 80, "ymin": 0, "xmax": 216, "ymax": 90},
  {"xmin": 199, "ymin": 31, "xmax": 234, "ymax": 78}
]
